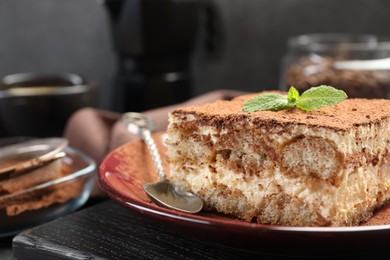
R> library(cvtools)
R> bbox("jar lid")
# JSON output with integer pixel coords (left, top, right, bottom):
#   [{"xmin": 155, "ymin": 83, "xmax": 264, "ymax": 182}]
[{"xmin": 288, "ymin": 33, "xmax": 390, "ymax": 52}]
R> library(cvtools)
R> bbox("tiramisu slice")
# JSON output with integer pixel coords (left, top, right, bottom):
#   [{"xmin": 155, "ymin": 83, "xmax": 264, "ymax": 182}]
[{"xmin": 165, "ymin": 93, "xmax": 390, "ymax": 227}]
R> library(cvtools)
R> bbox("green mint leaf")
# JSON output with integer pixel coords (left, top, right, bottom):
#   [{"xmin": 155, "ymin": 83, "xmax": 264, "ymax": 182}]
[
  {"xmin": 242, "ymin": 85, "xmax": 347, "ymax": 112},
  {"xmin": 243, "ymin": 93, "xmax": 294, "ymax": 112},
  {"xmin": 296, "ymin": 85, "xmax": 348, "ymax": 111},
  {"xmin": 287, "ymin": 86, "xmax": 300, "ymax": 103}
]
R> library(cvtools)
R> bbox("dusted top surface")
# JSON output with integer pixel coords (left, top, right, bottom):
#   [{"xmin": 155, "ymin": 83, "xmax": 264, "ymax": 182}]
[{"xmin": 171, "ymin": 93, "xmax": 390, "ymax": 131}]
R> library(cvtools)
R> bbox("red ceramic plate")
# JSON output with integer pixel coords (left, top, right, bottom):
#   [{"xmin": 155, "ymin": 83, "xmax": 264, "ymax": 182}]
[{"xmin": 98, "ymin": 132, "xmax": 390, "ymax": 255}]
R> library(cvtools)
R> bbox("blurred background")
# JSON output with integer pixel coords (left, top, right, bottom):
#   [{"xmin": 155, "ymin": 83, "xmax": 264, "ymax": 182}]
[{"xmin": 1, "ymin": 0, "xmax": 390, "ymax": 136}]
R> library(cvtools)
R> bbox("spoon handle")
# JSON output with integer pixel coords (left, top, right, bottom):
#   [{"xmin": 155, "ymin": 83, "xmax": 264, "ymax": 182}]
[
  {"xmin": 140, "ymin": 128, "xmax": 166, "ymax": 181},
  {"xmin": 122, "ymin": 112, "xmax": 166, "ymax": 181}
]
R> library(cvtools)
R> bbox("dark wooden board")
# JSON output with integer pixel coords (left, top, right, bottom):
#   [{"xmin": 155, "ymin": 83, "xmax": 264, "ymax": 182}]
[
  {"xmin": 12, "ymin": 200, "xmax": 388, "ymax": 260},
  {"xmin": 12, "ymin": 200, "xmax": 269, "ymax": 260}
]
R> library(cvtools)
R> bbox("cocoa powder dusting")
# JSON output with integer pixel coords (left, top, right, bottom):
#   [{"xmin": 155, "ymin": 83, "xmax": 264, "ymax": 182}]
[
  {"xmin": 173, "ymin": 93, "xmax": 390, "ymax": 131},
  {"xmin": 0, "ymin": 161, "xmax": 84, "ymax": 216},
  {"xmin": 362, "ymin": 203, "xmax": 390, "ymax": 226}
]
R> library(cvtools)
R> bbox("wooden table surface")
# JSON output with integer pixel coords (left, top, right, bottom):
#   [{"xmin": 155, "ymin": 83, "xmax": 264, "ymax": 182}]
[{"xmin": 11, "ymin": 199, "xmax": 388, "ymax": 260}]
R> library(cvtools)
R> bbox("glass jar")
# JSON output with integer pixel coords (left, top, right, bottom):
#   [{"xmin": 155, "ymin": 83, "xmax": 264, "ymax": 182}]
[{"xmin": 279, "ymin": 33, "xmax": 390, "ymax": 99}]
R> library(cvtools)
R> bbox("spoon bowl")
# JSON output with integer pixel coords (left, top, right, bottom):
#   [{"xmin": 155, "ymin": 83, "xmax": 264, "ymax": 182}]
[
  {"xmin": 143, "ymin": 181, "xmax": 203, "ymax": 214},
  {"xmin": 122, "ymin": 112, "xmax": 203, "ymax": 214}
]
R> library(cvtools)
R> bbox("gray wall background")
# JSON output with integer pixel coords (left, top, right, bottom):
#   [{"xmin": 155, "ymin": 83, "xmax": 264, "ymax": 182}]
[{"xmin": 1, "ymin": 0, "xmax": 390, "ymax": 110}]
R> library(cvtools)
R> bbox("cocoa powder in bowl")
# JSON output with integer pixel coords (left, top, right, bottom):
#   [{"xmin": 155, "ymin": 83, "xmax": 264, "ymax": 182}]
[
  {"xmin": 0, "ymin": 146, "xmax": 96, "ymax": 237},
  {"xmin": 0, "ymin": 160, "xmax": 82, "ymax": 216}
]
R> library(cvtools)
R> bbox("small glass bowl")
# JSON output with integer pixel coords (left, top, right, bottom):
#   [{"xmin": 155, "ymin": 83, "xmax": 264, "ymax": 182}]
[
  {"xmin": 279, "ymin": 33, "xmax": 390, "ymax": 99},
  {"xmin": 0, "ymin": 146, "xmax": 96, "ymax": 238}
]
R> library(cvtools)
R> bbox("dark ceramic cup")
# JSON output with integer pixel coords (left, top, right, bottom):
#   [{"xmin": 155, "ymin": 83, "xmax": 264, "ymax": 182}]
[{"xmin": 0, "ymin": 72, "xmax": 97, "ymax": 137}]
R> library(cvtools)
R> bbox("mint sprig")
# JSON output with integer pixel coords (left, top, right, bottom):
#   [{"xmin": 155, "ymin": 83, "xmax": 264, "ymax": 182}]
[{"xmin": 243, "ymin": 85, "xmax": 347, "ymax": 112}]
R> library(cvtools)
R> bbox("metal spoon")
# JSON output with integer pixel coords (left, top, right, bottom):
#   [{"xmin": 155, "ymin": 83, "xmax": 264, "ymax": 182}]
[{"xmin": 122, "ymin": 112, "xmax": 203, "ymax": 214}]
